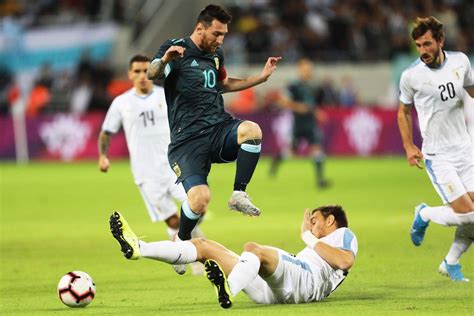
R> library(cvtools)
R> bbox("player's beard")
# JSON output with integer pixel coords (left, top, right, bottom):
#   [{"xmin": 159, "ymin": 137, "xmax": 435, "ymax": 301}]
[
  {"xmin": 421, "ymin": 48, "xmax": 442, "ymax": 68},
  {"xmin": 201, "ymin": 34, "xmax": 219, "ymax": 54}
]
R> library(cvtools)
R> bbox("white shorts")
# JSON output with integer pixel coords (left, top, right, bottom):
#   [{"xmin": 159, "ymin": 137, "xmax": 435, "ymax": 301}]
[
  {"xmin": 243, "ymin": 248, "xmax": 316, "ymax": 304},
  {"xmin": 424, "ymin": 147, "xmax": 474, "ymax": 204},
  {"xmin": 137, "ymin": 181, "xmax": 187, "ymax": 222}
]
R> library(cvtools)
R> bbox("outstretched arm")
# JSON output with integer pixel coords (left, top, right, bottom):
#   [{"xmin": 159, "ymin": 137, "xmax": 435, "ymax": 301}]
[
  {"xmin": 98, "ymin": 131, "xmax": 112, "ymax": 172},
  {"xmin": 397, "ymin": 102, "xmax": 423, "ymax": 169},
  {"xmin": 220, "ymin": 56, "xmax": 282, "ymax": 93}
]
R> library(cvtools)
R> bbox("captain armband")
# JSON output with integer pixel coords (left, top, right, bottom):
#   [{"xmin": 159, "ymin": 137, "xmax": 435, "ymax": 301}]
[{"xmin": 301, "ymin": 230, "xmax": 320, "ymax": 249}]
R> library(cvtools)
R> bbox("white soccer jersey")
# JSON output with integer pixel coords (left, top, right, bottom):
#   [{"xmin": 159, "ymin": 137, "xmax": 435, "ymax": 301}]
[
  {"xmin": 296, "ymin": 227, "xmax": 358, "ymax": 300},
  {"xmin": 399, "ymin": 51, "xmax": 473, "ymax": 156},
  {"xmin": 102, "ymin": 85, "xmax": 176, "ymax": 185}
]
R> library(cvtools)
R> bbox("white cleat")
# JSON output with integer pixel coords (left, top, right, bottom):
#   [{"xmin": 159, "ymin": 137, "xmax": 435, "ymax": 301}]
[
  {"xmin": 228, "ymin": 191, "xmax": 261, "ymax": 217},
  {"xmin": 172, "ymin": 264, "xmax": 187, "ymax": 275}
]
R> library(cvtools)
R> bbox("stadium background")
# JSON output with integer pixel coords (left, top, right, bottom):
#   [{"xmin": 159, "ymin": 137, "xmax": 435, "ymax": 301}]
[{"xmin": 1, "ymin": 0, "xmax": 473, "ymax": 315}]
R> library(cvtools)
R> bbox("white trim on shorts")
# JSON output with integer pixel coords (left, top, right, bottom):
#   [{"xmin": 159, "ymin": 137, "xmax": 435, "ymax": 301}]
[{"xmin": 424, "ymin": 148, "xmax": 474, "ymax": 203}]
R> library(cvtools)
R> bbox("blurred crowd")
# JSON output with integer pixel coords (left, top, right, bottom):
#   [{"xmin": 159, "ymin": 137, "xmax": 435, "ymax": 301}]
[
  {"xmin": 223, "ymin": 0, "xmax": 474, "ymax": 63},
  {"xmin": 1, "ymin": 0, "xmax": 473, "ymax": 117},
  {"xmin": 0, "ymin": 61, "xmax": 358, "ymax": 117},
  {"xmin": 0, "ymin": 56, "xmax": 128, "ymax": 117},
  {"xmin": 0, "ymin": 0, "xmax": 125, "ymax": 27}
]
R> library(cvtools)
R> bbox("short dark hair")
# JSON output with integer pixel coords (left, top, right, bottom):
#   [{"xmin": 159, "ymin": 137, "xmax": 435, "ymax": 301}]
[
  {"xmin": 197, "ymin": 4, "xmax": 232, "ymax": 27},
  {"xmin": 312, "ymin": 205, "xmax": 348, "ymax": 228},
  {"xmin": 411, "ymin": 16, "xmax": 444, "ymax": 42},
  {"xmin": 129, "ymin": 55, "xmax": 150, "ymax": 69}
]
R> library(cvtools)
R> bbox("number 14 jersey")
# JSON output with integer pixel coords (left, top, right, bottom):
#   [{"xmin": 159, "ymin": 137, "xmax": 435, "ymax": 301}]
[{"xmin": 102, "ymin": 85, "xmax": 175, "ymax": 185}]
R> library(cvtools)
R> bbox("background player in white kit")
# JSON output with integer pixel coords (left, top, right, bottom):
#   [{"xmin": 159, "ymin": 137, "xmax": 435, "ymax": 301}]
[
  {"xmin": 98, "ymin": 55, "xmax": 204, "ymax": 274},
  {"xmin": 109, "ymin": 205, "xmax": 357, "ymax": 309},
  {"xmin": 397, "ymin": 17, "xmax": 474, "ymax": 281}
]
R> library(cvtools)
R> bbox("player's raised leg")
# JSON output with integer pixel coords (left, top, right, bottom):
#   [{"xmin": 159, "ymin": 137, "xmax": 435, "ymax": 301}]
[
  {"xmin": 225, "ymin": 242, "xmax": 279, "ymax": 296},
  {"xmin": 229, "ymin": 121, "xmax": 262, "ymax": 216}
]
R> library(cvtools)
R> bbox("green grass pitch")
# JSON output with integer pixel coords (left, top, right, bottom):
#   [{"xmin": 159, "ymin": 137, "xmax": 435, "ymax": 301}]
[{"xmin": 1, "ymin": 157, "xmax": 472, "ymax": 315}]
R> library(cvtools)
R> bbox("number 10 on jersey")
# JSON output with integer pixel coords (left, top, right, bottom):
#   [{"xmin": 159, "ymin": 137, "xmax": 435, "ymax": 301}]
[{"xmin": 203, "ymin": 69, "xmax": 216, "ymax": 88}]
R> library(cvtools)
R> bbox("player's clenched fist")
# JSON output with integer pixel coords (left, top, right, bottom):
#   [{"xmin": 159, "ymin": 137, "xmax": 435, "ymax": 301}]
[{"xmin": 162, "ymin": 46, "xmax": 186, "ymax": 63}]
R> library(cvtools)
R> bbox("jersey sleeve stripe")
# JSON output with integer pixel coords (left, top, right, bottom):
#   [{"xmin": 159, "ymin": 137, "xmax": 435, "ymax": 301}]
[{"xmin": 342, "ymin": 229, "xmax": 354, "ymax": 251}]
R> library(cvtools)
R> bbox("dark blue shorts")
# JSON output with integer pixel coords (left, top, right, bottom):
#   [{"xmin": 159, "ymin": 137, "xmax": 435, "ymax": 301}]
[{"xmin": 168, "ymin": 119, "xmax": 243, "ymax": 191}]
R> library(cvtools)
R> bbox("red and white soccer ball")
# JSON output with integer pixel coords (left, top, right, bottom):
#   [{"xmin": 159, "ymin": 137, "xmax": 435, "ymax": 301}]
[{"xmin": 57, "ymin": 271, "xmax": 96, "ymax": 308}]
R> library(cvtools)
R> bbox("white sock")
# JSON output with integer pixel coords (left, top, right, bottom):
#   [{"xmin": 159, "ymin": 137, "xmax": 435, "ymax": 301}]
[
  {"xmin": 139, "ymin": 240, "xmax": 197, "ymax": 264},
  {"xmin": 453, "ymin": 212, "xmax": 474, "ymax": 225},
  {"xmin": 445, "ymin": 225, "xmax": 473, "ymax": 265},
  {"xmin": 228, "ymin": 252, "xmax": 260, "ymax": 296},
  {"xmin": 167, "ymin": 227, "xmax": 178, "ymax": 240},
  {"xmin": 420, "ymin": 206, "xmax": 474, "ymax": 226}
]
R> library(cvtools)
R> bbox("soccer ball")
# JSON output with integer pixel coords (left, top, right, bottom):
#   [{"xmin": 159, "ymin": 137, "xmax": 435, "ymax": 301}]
[{"xmin": 57, "ymin": 271, "xmax": 96, "ymax": 308}]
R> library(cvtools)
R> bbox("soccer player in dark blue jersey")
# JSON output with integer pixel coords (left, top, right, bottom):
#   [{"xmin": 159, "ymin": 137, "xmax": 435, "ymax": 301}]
[
  {"xmin": 147, "ymin": 4, "xmax": 281, "ymax": 240},
  {"xmin": 269, "ymin": 58, "xmax": 330, "ymax": 188}
]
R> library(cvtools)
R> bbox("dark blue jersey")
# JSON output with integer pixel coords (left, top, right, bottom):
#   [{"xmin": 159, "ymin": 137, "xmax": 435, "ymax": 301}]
[
  {"xmin": 154, "ymin": 38, "xmax": 233, "ymax": 144},
  {"xmin": 288, "ymin": 80, "xmax": 317, "ymax": 126}
]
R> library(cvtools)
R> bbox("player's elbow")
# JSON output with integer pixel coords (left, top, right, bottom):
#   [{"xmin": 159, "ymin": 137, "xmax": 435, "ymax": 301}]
[
  {"xmin": 146, "ymin": 71, "xmax": 161, "ymax": 80},
  {"xmin": 338, "ymin": 256, "xmax": 354, "ymax": 271},
  {"xmin": 337, "ymin": 260, "xmax": 353, "ymax": 271}
]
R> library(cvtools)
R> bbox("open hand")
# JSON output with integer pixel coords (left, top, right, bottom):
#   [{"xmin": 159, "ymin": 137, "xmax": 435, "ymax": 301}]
[
  {"xmin": 260, "ymin": 56, "xmax": 282, "ymax": 81},
  {"xmin": 300, "ymin": 208, "xmax": 312, "ymax": 235}
]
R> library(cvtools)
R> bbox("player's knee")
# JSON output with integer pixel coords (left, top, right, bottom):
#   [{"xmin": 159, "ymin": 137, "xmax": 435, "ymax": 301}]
[
  {"xmin": 243, "ymin": 242, "xmax": 264, "ymax": 258},
  {"xmin": 238, "ymin": 121, "xmax": 262, "ymax": 141},
  {"xmin": 188, "ymin": 199, "xmax": 209, "ymax": 214},
  {"xmin": 243, "ymin": 242, "xmax": 259, "ymax": 252},
  {"xmin": 187, "ymin": 189, "xmax": 211, "ymax": 214}
]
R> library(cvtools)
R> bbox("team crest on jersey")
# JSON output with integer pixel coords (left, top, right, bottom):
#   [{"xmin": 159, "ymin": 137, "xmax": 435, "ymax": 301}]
[
  {"xmin": 214, "ymin": 57, "xmax": 220, "ymax": 70},
  {"xmin": 447, "ymin": 183, "xmax": 455, "ymax": 194},
  {"xmin": 172, "ymin": 162, "xmax": 181, "ymax": 177}
]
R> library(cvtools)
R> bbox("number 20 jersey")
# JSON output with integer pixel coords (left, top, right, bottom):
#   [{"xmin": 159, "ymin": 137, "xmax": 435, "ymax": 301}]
[
  {"xmin": 399, "ymin": 51, "xmax": 473, "ymax": 156},
  {"xmin": 102, "ymin": 86, "xmax": 174, "ymax": 185},
  {"xmin": 153, "ymin": 38, "xmax": 232, "ymax": 145}
]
